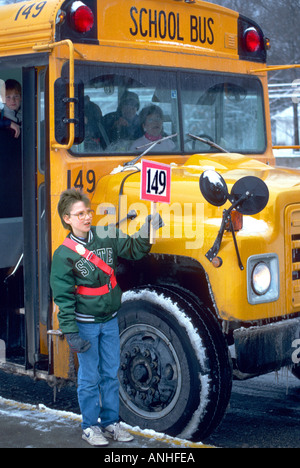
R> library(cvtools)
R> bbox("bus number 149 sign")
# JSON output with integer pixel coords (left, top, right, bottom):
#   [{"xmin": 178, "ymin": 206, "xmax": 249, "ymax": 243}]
[{"xmin": 140, "ymin": 160, "xmax": 171, "ymax": 204}]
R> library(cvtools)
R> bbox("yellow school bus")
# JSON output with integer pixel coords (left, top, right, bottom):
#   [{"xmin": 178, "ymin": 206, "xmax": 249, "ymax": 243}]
[{"xmin": 0, "ymin": 0, "xmax": 299, "ymax": 440}]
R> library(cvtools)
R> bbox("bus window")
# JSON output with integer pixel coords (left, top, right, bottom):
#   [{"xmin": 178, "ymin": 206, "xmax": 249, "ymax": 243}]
[
  {"xmin": 70, "ymin": 65, "xmax": 179, "ymax": 155},
  {"xmin": 69, "ymin": 64, "xmax": 266, "ymax": 156},
  {"xmin": 181, "ymin": 73, "xmax": 266, "ymax": 154}
]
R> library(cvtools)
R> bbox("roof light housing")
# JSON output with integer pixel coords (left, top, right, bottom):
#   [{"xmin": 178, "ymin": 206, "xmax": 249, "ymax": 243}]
[
  {"xmin": 238, "ymin": 16, "xmax": 266, "ymax": 63},
  {"xmin": 56, "ymin": 0, "xmax": 98, "ymax": 44}
]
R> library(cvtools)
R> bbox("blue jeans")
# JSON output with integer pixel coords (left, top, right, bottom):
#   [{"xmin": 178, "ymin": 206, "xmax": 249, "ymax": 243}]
[{"xmin": 77, "ymin": 318, "xmax": 120, "ymax": 429}]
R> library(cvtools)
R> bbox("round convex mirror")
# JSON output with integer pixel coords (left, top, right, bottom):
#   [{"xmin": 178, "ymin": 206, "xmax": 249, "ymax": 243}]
[
  {"xmin": 230, "ymin": 176, "xmax": 269, "ymax": 215},
  {"xmin": 199, "ymin": 170, "xmax": 228, "ymax": 207}
]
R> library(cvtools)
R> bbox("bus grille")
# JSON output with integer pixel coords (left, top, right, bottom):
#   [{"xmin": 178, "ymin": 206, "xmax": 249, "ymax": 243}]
[{"xmin": 286, "ymin": 204, "xmax": 300, "ymax": 311}]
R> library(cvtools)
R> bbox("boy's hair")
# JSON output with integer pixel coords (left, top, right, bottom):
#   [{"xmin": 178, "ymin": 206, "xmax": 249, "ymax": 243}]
[
  {"xmin": 58, "ymin": 188, "xmax": 91, "ymax": 231},
  {"xmin": 5, "ymin": 79, "xmax": 21, "ymax": 95}
]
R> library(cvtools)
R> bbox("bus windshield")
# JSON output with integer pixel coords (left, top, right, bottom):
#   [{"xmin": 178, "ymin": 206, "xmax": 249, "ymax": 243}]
[{"xmin": 71, "ymin": 64, "xmax": 266, "ymax": 156}]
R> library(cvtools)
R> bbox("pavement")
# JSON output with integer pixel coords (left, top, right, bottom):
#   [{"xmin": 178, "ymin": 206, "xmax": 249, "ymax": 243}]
[{"xmin": 0, "ymin": 396, "xmax": 213, "ymax": 452}]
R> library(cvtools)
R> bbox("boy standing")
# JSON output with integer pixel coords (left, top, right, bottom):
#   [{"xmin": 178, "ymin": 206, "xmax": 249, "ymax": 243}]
[{"xmin": 50, "ymin": 188, "xmax": 162, "ymax": 446}]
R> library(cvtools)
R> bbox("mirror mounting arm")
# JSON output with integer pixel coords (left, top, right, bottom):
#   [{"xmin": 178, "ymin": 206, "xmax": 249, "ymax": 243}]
[
  {"xmin": 228, "ymin": 218, "xmax": 244, "ymax": 271},
  {"xmin": 206, "ymin": 193, "xmax": 250, "ymax": 270},
  {"xmin": 200, "ymin": 170, "xmax": 269, "ymax": 270},
  {"xmin": 205, "ymin": 214, "xmax": 227, "ymax": 263}
]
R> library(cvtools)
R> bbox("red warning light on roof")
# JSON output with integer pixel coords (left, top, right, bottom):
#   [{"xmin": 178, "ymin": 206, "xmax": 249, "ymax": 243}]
[
  {"xmin": 244, "ymin": 27, "xmax": 261, "ymax": 53},
  {"xmin": 70, "ymin": 1, "xmax": 94, "ymax": 33}
]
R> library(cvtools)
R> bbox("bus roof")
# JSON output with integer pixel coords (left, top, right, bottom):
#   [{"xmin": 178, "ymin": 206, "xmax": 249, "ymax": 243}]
[
  {"xmin": 0, "ymin": 0, "xmax": 61, "ymax": 56},
  {"xmin": 0, "ymin": 0, "xmax": 266, "ymax": 64}
]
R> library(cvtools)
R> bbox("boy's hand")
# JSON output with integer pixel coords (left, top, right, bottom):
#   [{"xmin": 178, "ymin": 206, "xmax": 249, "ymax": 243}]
[
  {"xmin": 65, "ymin": 333, "xmax": 91, "ymax": 353},
  {"xmin": 10, "ymin": 121, "xmax": 20, "ymax": 138},
  {"xmin": 146, "ymin": 213, "xmax": 164, "ymax": 231},
  {"xmin": 139, "ymin": 213, "xmax": 164, "ymax": 238}
]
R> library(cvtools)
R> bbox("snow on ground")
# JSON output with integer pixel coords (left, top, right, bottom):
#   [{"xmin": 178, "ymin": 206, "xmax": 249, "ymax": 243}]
[{"xmin": 0, "ymin": 396, "xmax": 208, "ymax": 449}]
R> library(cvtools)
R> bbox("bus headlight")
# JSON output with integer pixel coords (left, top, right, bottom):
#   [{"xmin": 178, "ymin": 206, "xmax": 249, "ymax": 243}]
[
  {"xmin": 252, "ymin": 262, "xmax": 271, "ymax": 296},
  {"xmin": 247, "ymin": 254, "xmax": 279, "ymax": 304}
]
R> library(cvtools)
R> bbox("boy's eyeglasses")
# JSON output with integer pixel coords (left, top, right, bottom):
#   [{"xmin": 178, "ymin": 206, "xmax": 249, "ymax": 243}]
[{"xmin": 69, "ymin": 209, "xmax": 94, "ymax": 221}]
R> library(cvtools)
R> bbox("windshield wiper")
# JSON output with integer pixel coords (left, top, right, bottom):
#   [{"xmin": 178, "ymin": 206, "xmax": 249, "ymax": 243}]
[
  {"xmin": 123, "ymin": 133, "xmax": 178, "ymax": 168},
  {"xmin": 188, "ymin": 133, "xmax": 229, "ymax": 153}
]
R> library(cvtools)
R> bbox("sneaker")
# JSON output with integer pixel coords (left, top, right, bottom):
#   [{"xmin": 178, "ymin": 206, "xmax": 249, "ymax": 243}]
[
  {"xmin": 82, "ymin": 426, "xmax": 109, "ymax": 446},
  {"xmin": 103, "ymin": 423, "xmax": 134, "ymax": 442}
]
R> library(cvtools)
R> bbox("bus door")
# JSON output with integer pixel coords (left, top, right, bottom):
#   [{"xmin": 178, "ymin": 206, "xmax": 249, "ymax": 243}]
[
  {"xmin": 0, "ymin": 65, "xmax": 50, "ymax": 371},
  {"xmin": 0, "ymin": 67, "xmax": 24, "ymax": 367}
]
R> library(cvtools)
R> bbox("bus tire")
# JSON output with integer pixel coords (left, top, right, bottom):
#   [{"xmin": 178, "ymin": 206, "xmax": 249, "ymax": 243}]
[{"xmin": 118, "ymin": 285, "xmax": 232, "ymax": 440}]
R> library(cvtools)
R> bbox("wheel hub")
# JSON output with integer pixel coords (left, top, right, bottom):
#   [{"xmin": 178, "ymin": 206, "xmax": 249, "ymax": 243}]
[
  {"xmin": 131, "ymin": 355, "xmax": 153, "ymax": 389},
  {"xmin": 119, "ymin": 324, "xmax": 182, "ymax": 419}
]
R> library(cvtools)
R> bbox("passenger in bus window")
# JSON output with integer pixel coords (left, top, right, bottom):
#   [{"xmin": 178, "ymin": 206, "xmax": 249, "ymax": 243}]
[
  {"xmin": 84, "ymin": 95, "xmax": 109, "ymax": 151},
  {"xmin": 0, "ymin": 79, "xmax": 22, "ymax": 218},
  {"xmin": 103, "ymin": 91, "xmax": 143, "ymax": 143},
  {"xmin": 130, "ymin": 105, "xmax": 176, "ymax": 153},
  {"xmin": 0, "ymin": 79, "xmax": 21, "ymax": 138}
]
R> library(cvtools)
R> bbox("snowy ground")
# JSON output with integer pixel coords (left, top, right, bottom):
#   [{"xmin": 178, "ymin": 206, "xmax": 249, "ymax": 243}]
[{"xmin": 0, "ymin": 396, "xmax": 208, "ymax": 449}]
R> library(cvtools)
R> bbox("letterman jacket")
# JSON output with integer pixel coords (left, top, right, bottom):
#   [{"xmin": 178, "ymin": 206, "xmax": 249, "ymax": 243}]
[{"xmin": 50, "ymin": 224, "xmax": 151, "ymax": 334}]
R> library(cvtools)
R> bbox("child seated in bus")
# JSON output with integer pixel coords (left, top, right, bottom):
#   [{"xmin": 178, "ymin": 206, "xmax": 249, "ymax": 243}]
[
  {"xmin": 84, "ymin": 95, "xmax": 109, "ymax": 151},
  {"xmin": 103, "ymin": 91, "xmax": 143, "ymax": 143},
  {"xmin": 130, "ymin": 105, "xmax": 175, "ymax": 153},
  {"xmin": 0, "ymin": 79, "xmax": 22, "ymax": 138}
]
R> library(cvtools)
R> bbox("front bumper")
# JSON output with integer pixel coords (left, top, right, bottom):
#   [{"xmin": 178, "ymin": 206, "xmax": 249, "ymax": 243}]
[{"xmin": 234, "ymin": 317, "xmax": 300, "ymax": 374}]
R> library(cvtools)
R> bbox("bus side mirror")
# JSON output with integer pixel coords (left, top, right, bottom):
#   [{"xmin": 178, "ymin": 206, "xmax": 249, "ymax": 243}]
[{"xmin": 54, "ymin": 77, "xmax": 85, "ymax": 145}]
